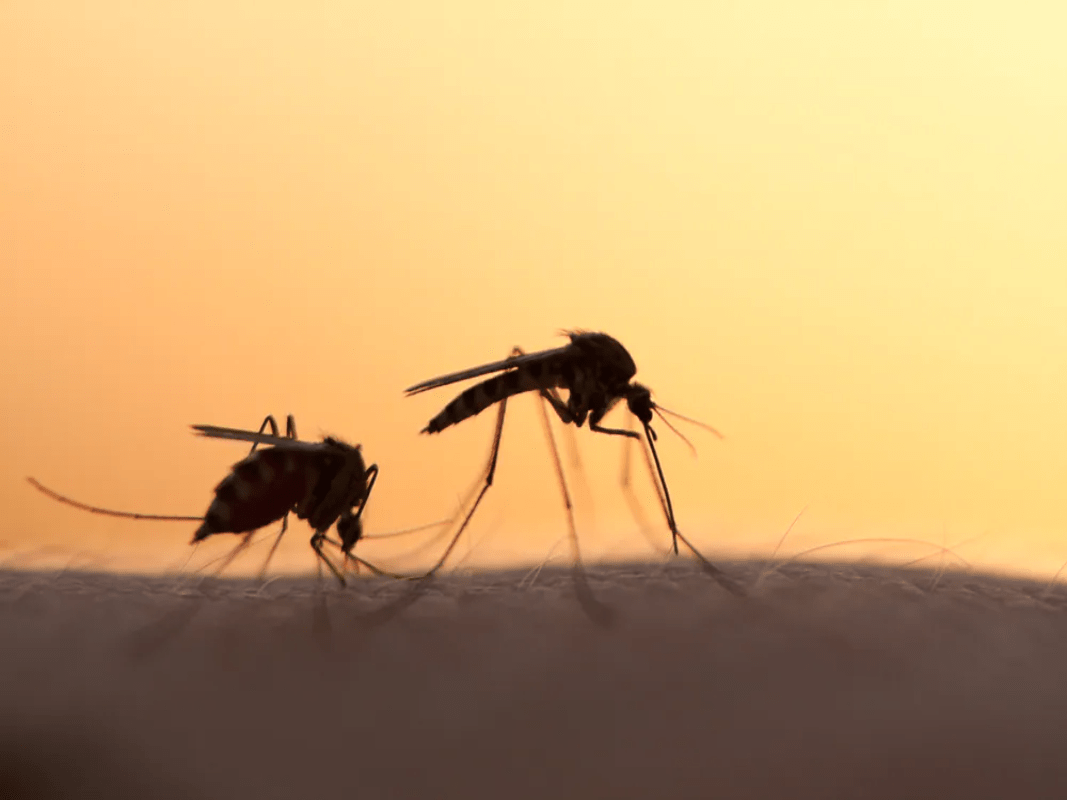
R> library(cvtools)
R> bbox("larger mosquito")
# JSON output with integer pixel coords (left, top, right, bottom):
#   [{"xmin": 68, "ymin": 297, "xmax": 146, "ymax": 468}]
[
  {"xmin": 405, "ymin": 330, "xmax": 743, "ymax": 599},
  {"xmin": 28, "ymin": 414, "xmax": 398, "ymax": 586}
]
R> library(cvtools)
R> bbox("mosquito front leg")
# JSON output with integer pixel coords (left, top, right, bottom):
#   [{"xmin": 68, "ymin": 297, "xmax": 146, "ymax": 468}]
[
  {"xmin": 340, "ymin": 464, "xmax": 377, "ymax": 575},
  {"xmin": 539, "ymin": 388, "xmax": 575, "ymax": 425},
  {"xmin": 590, "ymin": 420, "xmax": 641, "ymax": 439},
  {"xmin": 617, "ymin": 416, "xmax": 670, "ymax": 554},
  {"xmin": 641, "ymin": 424, "xmax": 744, "ymax": 596},
  {"xmin": 587, "ymin": 402, "xmax": 641, "ymax": 439},
  {"xmin": 351, "ymin": 465, "xmax": 377, "ymax": 528}
]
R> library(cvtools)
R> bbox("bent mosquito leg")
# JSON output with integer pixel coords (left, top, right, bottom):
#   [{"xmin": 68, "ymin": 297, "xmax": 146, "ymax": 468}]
[
  {"xmin": 536, "ymin": 394, "xmax": 614, "ymax": 626},
  {"xmin": 421, "ymin": 395, "xmax": 509, "ymax": 578},
  {"xmin": 590, "ymin": 420, "xmax": 642, "ymax": 439},
  {"xmin": 337, "ymin": 464, "xmax": 378, "ymax": 576},
  {"xmin": 350, "ymin": 464, "xmax": 378, "ymax": 531},
  {"xmin": 248, "ymin": 416, "xmax": 280, "ymax": 455},
  {"xmin": 347, "ymin": 554, "xmax": 406, "ymax": 580},
  {"xmin": 244, "ymin": 414, "xmax": 297, "ymax": 455}
]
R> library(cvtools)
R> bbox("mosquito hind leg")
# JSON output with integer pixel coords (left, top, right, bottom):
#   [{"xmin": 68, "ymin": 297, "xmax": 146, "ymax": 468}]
[
  {"xmin": 421, "ymin": 395, "xmax": 509, "ymax": 578},
  {"xmin": 246, "ymin": 414, "xmax": 298, "ymax": 455}
]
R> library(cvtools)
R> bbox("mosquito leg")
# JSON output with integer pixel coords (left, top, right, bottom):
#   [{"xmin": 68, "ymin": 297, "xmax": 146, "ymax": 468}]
[
  {"xmin": 248, "ymin": 415, "xmax": 281, "ymax": 455},
  {"xmin": 311, "ymin": 532, "xmax": 348, "ymax": 588},
  {"xmin": 536, "ymin": 395, "xmax": 614, "ymax": 626},
  {"xmin": 349, "ymin": 465, "xmax": 378, "ymax": 530},
  {"xmin": 209, "ymin": 530, "xmax": 257, "ymax": 577},
  {"xmin": 539, "ymin": 389, "xmax": 574, "ymax": 425},
  {"xmin": 618, "ymin": 417, "xmax": 670, "ymax": 555},
  {"xmin": 590, "ymin": 421, "xmax": 641, "ymax": 439},
  {"xmin": 641, "ymin": 425, "xmax": 744, "ymax": 597},
  {"xmin": 421, "ymin": 395, "xmax": 509, "ymax": 578},
  {"xmin": 346, "ymin": 554, "xmax": 406, "ymax": 580},
  {"xmin": 244, "ymin": 415, "xmax": 298, "ymax": 577},
  {"xmin": 255, "ymin": 514, "xmax": 289, "ymax": 582}
]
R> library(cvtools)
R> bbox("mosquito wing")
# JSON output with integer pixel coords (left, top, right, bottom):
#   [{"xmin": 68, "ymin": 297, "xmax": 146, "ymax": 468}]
[
  {"xmin": 191, "ymin": 425, "xmax": 323, "ymax": 451},
  {"xmin": 405, "ymin": 345, "xmax": 570, "ymax": 396}
]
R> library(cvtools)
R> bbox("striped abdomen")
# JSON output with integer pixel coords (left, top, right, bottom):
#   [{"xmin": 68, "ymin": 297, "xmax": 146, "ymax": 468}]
[
  {"xmin": 193, "ymin": 447, "xmax": 317, "ymax": 541},
  {"xmin": 423, "ymin": 362, "xmax": 564, "ymax": 434}
]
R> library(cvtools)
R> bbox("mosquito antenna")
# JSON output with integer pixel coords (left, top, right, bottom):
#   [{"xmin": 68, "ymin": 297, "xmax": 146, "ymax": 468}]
[
  {"xmin": 654, "ymin": 404, "xmax": 725, "ymax": 439},
  {"xmin": 27, "ymin": 478, "xmax": 203, "ymax": 522},
  {"xmin": 652, "ymin": 408, "xmax": 698, "ymax": 457}
]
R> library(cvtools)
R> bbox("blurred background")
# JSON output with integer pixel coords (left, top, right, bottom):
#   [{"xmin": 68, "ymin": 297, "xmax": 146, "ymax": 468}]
[{"xmin": 2, "ymin": 1, "xmax": 1065, "ymax": 577}]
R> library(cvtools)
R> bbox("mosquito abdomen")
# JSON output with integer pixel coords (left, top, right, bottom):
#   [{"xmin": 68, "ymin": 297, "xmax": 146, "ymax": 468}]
[
  {"xmin": 192, "ymin": 448, "xmax": 313, "ymax": 541},
  {"xmin": 423, "ymin": 365, "xmax": 558, "ymax": 434}
]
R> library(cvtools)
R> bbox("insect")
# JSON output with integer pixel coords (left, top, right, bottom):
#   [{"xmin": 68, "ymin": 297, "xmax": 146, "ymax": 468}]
[
  {"xmin": 405, "ymin": 330, "xmax": 743, "ymax": 600},
  {"xmin": 28, "ymin": 414, "xmax": 397, "ymax": 586}
]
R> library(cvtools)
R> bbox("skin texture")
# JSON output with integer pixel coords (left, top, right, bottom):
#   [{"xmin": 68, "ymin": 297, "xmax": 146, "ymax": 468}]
[{"xmin": 3, "ymin": 560, "xmax": 1067, "ymax": 799}]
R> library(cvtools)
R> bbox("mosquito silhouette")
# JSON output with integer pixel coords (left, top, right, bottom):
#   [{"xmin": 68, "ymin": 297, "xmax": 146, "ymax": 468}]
[
  {"xmin": 28, "ymin": 414, "xmax": 426, "ymax": 586},
  {"xmin": 405, "ymin": 330, "xmax": 743, "ymax": 605}
]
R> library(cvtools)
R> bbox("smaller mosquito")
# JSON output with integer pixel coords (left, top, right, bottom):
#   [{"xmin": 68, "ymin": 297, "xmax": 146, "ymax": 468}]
[
  {"xmin": 405, "ymin": 330, "xmax": 743, "ymax": 603},
  {"xmin": 28, "ymin": 414, "xmax": 399, "ymax": 586}
]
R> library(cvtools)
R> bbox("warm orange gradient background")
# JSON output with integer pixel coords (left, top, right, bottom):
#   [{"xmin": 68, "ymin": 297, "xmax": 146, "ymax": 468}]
[{"xmin": 3, "ymin": 2, "xmax": 1066, "ymax": 577}]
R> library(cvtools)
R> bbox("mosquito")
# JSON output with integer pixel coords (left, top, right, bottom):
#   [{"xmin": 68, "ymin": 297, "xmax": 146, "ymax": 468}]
[
  {"xmin": 405, "ymin": 330, "xmax": 743, "ymax": 602},
  {"xmin": 28, "ymin": 414, "xmax": 406, "ymax": 587}
]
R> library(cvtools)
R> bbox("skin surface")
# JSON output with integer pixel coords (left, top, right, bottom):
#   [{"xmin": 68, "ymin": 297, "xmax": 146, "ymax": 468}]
[{"xmin": 3, "ymin": 561, "xmax": 1067, "ymax": 799}]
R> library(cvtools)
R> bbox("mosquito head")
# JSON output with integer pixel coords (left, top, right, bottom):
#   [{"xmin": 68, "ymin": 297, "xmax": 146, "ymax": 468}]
[
  {"xmin": 625, "ymin": 382, "xmax": 655, "ymax": 426},
  {"xmin": 625, "ymin": 382, "xmax": 723, "ymax": 454},
  {"xmin": 337, "ymin": 509, "xmax": 364, "ymax": 555}
]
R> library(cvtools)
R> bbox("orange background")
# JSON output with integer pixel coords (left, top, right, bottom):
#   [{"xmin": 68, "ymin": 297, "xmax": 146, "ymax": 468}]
[{"xmin": 3, "ymin": 2, "xmax": 1066, "ymax": 577}]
